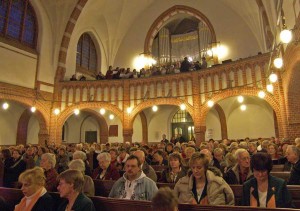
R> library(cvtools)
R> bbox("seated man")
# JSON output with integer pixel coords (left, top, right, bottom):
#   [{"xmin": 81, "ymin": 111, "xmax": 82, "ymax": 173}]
[
  {"xmin": 224, "ymin": 148, "xmax": 253, "ymax": 184},
  {"xmin": 151, "ymin": 150, "xmax": 168, "ymax": 166},
  {"xmin": 109, "ymin": 155, "xmax": 158, "ymax": 201},
  {"xmin": 133, "ymin": 150, "xmax": 157, "ymax": 182},
  {"xmin": 286, "ymin": 145, "xmax": 300, "ymax": 185}
]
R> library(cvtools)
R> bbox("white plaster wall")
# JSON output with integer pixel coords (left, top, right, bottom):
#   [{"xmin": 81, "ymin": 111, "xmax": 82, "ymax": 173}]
[
  {"xmin": 64, "ymin": 114, "xmax": 86, "ymax": 143},
  {"xmin": 0, "ymin": 43, "xmax": 37, "ymax": 88},
  {"xmin": 80, "ymin": 116, "xmax": 99, "ymax": 142},
  {"xmin": 106, "ymin": 115, "xmax": 123, "ymax": 143},
  {"xmin": 132, "ymin": 115, "xmax": 143, "ymax": 142},
  {"xmin": 205, "ymin": 108, "xmax": 222, "ymax": 141},
  {"xmin": 0, "ymin": 103, "xmax": 25, "ymax": 145},
  {"xmin": 27, "ymin": 115, "xmax": 40, "ymax": 145},
  {"xmin": 227, "ymin": 104, "xmax": 275, "ymax": 139}
]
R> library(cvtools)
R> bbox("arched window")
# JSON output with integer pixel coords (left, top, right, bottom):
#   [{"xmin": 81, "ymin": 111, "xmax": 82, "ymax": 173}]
[
  {"xmin": 76, "ymin": 33, "xmax": 98, "ymax": 74},
  {"xmin": 0, "ymin": 0, "xmax": 37, "ymax": 48}
]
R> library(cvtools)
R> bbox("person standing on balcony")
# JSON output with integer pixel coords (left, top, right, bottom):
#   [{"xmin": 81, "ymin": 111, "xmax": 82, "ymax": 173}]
[{"xmin": 180, "ymin": 57, "xmax": 190, "ymax": 72}]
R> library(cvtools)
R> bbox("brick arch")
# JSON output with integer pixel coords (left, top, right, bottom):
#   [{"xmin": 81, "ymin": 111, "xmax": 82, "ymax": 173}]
[
  {"xmin": 0, "ymin": 95, "xmax": 49, "ymax": 143},
  {"xmin": 78, "ymin": 110, "xmax": 108, "ymax": 144},
  {"xmin": 214, "ymin": 103, "xmax": 228, "ymax": 140},
  {"xmin": 198, "ymin": 87, "xmax": 281, "ymax": 133},
  {"xmin": 144, "ymin": 5, "xmax": 217, "ymax": 54},
  {"xmin": 57, "ymin": 103, "xmax": 123, "ymax": 129},
  {"xmin": 54, "ymin": 0, "xmax": 89, "ymax": 83},
  {"xmin": 129, "ymin": 98, "xmax": 194, "ymax": 127},
  {"xmin": 139, "ymin": 111, "xmax": 148, "ymax": 144}
]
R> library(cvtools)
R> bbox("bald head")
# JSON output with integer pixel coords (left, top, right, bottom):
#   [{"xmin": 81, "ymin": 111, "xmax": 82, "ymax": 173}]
[{"xmin": 133, "ymin": 150, "xmax": 145, "ymax": 164}]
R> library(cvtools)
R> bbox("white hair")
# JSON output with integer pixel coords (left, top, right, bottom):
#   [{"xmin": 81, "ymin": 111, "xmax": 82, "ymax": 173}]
[
  {"xmin": 73, "ymin": 150, "xmax": 87, "ymax": 161},
  {"xmin": 97, "ymin": 152, "xmax": 111, "ymax": 162},
  {"xmin": 68, "ymin": 159, "xmax": 85, "ymax": 173},
  {"xmin": 42, "ymin": 153, "xmax": 56, "ymax": 168},
  {"xmin": 235, "ymin": 148, "xmax": 248, "ymax": 160}
]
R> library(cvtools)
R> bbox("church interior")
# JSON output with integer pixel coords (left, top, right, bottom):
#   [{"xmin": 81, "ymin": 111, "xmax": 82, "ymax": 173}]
[{"xmin": 0, "ymin": 0, "xmax": 299, "ymax": 146}]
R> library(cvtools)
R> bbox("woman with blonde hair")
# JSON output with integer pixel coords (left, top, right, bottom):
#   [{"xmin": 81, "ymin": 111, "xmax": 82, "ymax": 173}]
[
  {"xmin": 15, "ymin": 167, "xmax": 54, "ymax": 211},
  {"xmin": 174, "ymin": 152, "xmax": 234, "ymax": 205}
]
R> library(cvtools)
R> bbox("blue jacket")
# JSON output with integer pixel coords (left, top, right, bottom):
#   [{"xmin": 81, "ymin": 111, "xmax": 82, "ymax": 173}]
[{"xmin": 109, "ymin": 171, "xmax": 158, "ymax": 201}]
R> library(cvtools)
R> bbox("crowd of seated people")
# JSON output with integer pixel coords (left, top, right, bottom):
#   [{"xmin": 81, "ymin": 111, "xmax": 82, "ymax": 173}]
[
  {"xmin": 0, "ymin": 136, "xmax": 300, "ymax": 209},
  {"xmin": 69, "ymin": 57, "xmax": 209, "ymax": 82}
]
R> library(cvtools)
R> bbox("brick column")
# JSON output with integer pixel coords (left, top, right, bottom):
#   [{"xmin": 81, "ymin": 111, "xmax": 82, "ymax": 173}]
[{"xmin": 122, "ymin": 82, "xmax": 133, "ymax": 143}]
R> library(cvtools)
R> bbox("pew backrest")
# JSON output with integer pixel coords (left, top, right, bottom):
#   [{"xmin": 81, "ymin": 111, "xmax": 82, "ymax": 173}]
[{"xmin": 270, "ymin": 172, "xmax": 290, "ymax": 182}]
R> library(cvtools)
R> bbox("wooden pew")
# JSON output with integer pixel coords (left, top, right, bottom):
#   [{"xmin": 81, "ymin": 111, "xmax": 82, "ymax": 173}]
[
  {"xmin": 93, "ymin": 179, "xmax": 116, "ymax": 197},
  {"xmin": 271, "ymin": 165, "xmax": 284, "ymax": 172},
  {"xmin": 270, "ymin": 172, "xmax": 290, "ymax": 182},
  {"xmin": 0, "ymin": 187, "xmax": 299, "ymax": 211}
]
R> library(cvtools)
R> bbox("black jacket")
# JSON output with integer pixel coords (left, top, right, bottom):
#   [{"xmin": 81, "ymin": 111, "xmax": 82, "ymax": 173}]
[
  {"xmin": 32, "ymin": 192, "xmax": 55, "ymax": 211},
  {"xmin": 288, "ymin": 160, "xmax": 300, "ymax": 185},
  {"xmin": 57, "ymin": 193, "xmax": 95, "ymax": 211}
]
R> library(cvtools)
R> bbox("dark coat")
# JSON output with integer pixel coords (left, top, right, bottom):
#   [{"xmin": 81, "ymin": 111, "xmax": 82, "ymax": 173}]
[
  {"xmin": 288, "ymin": 160, "xmax": 300, "ymax": 185},
  {"xmin": 32, "ymin": 192, "xmax": 55, "ymax": 211},
  {"xmin": 3, "ymin": 157, "xmax": 26, "ymax": 188},
  {"xmin": 57, "ymin": 193, "xmax": 96, "ymax": 211},
  {"xmin": 159, "ymin": 167, "xmax": 187, "ymax": 183},
  {"xmin": 224, "ymin": 164, "xmax": 253, "ymax": 185},
  {"xmin": 242, "ymin": 175, "xmax": 294, "ymax": 208}
]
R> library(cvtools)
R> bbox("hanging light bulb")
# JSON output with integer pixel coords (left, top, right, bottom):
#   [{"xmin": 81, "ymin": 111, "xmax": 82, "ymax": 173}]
[
  {"xmin": 258, "ymin": 91, "xmax": 266, "ymax": 99},
  {"xmin": 31, "ymin": 106, "xmax": 36, "ymax": 113},
  {"xmin": 240, "ymin": 104, "xmax": 247, "ymax": 111},
  {"xmin": 280, "ymin": 29, "xmax": 292, "ymax": 44},
  {"xmin": 127, "ymin": 107, "xmax": 133, "ymax": 114},
  {"xmin": 2, "ymin": 102, "xmax": 9, "ymax": 110},
  {"xmin": 207, "ymin": 100, "xmax": 214, "ymax": 107},
  {"xmin": 109, "ymin": 114, "xmax": 114, "ymax": 120},
  {"xmin": 237, "ymin": 96, "xmax": 244, "ymax": 103},
  {"xmin": 99, "ymin": 108, "xmax": 106, "ymax": 115},
  {"xmin": 180, "ymin": 104, "xmax": 186, "ymax": 111},
  {"xmin": 267, "ymin": 84, "xmax": 274, "ymax": 93},
  {"xmin": 74, "ymin": 108, "xmax": 80, "ymax": 115},
  {"xmin": 269, "ymin": 73, "xmax": 278, "ymax": 83},
  {"xmin": 54, "ymin": 108, "xmax": 60, "ymax": 115},
  {"xmin": 273, "ymin": 57, "xmax": 283, "ymax": 69},
  {"xmin": 152, "ymin": 105, "xmax": 158, "ymax": 112}
]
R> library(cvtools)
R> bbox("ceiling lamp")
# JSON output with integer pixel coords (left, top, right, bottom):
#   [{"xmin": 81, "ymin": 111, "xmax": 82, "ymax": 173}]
[
  {"xmin": 267, "ymin": 84, "xmax": 274, "ymax": 93},
  {"xmin": 280, "ymin": 29, "xmax": 292, "ymax": 44},
  {"xmin": 30, "ymin": 106, "xmax": 36, "ymax": 113},
  {"xmin": 74, "ymin": 108, "xmax": 80, "ymax": 115},
  {"xmin": 152, "ymin": 105, "xmax": 158, "ymax": 112},
  {"xmin": 273, "ymin": 58, "xmax": 283, "ymax": 69},
  {"xmin": 240, "ymin": 104, "xmax": 247, "ymax": 111},
  {"xmin": 269, "ymin": 73, "xmax": 278, "ymax": 83},
  {"xmin": 2, "ymin": 102, "xmax": 9, "ymax": 110},
  {"xmin": 180, "ymin": 104, "xmax": 186, "ymax": 111},
  {"xmin": 237, "ymin": 96, "xmax": 244, "ymax": 103},
  {"xmin": 258, "ymin": 91, "xmax": 266, "ymax": 99},
  {"xmin": 99, "ymin": 108, "xmax": 106, "ymax": 115},
  {"xmin": 54, "ymin": 108, "xmax": 60, "ymax": 115},
  {"xmin": 109, "ymin": 114, "xmax": 115, "ymax": 120},
  {"xmin": 127, "ymin": 107, "xmax": 133, "ymax": 114},
  {"xmin": 207, "ymin": 100, "xmax": 214, "ymax": 107}
]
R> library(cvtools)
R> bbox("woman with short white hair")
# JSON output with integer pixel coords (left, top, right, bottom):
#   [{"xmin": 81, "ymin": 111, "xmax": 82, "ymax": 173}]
[
  {"xmin": 68, "ymin": 159, "xmax": 95, "ymax": 197},
  {"xmin": 73, "ymin": 151, "xmax": 92, "ymax": 176},
  {"xmin": 92, "ymin": 152, "xmax": 120, "ymax": 180},
  {"xmin": 40, "ymin": 153, "xmax": 58, "ymax": 192}
]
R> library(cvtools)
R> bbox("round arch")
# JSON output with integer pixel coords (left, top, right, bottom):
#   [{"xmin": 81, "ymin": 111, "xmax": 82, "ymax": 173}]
[
  {"xmin": 198, "ymin": 87, "xmax": 282, "ymax": 135},
  {"xmin": 0, "ymin": 96, "xmax": 49, "ymax": 144},
  {"xmin": 144, "ymin": 5, "xmax": 217, "ymax": 54},
  {"xmin": 129, "ymin": 98, "xmax": 194, "ymax": 128}
]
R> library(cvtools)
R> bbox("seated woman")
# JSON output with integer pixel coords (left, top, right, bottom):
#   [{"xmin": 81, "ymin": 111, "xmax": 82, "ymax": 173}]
[
  {"xmin": 242, "ymin": 152, "xmax": 294, "ymax": 208},
  {"xmin": 92, "ymin": 152, "xmax": 120, "ymax": 180},
  {"xmin": 40, "ymin": 153, "xmax": 58, "ymax": 192},
  {"xmin": 174, "ymin": 152, "xmax": 234, "ymax": 205},
  {"xmin": 68, "ymin": 159, "xmax": 95, "ymax": 197},
  {"xmin": 57, "ymin": 169, "xmax": 96, "ymax": 211},
  {"xmin": 159, "ymin": 153, "xmax": 187, "ymax": 183},
  {"xmin": 15, "ymin": 167, "xmax": 54, "ymax": 211}
]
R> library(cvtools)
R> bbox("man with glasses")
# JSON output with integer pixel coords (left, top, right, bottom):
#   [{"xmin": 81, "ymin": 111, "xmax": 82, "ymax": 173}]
[
  {"xmin": 109, "ymin": 155, "xmax": 158, "ymax": 200},
  {"xmin": 224, "ymin": 148, "xmax": 253, "ymax": 184}
]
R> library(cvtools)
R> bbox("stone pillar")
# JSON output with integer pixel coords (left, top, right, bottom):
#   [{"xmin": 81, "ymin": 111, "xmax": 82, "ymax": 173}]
[{"xmin": 194, "ymin": 126, "xmax": 206, "ymax": 146}]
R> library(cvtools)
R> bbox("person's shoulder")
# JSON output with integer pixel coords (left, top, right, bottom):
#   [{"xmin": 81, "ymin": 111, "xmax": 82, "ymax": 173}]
[
  {"xmin": 243, "ymin": 177, "xmax": 256, "ymax": 187},
  {"xmin": 269, "ymin": 175, "xmax": 285, "ymax": 185}
]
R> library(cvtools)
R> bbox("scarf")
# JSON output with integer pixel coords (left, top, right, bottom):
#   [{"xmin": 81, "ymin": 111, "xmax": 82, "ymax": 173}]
[{"xmin": 14, "ymin": 187, "xmax": 45, "ymax": 211}]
